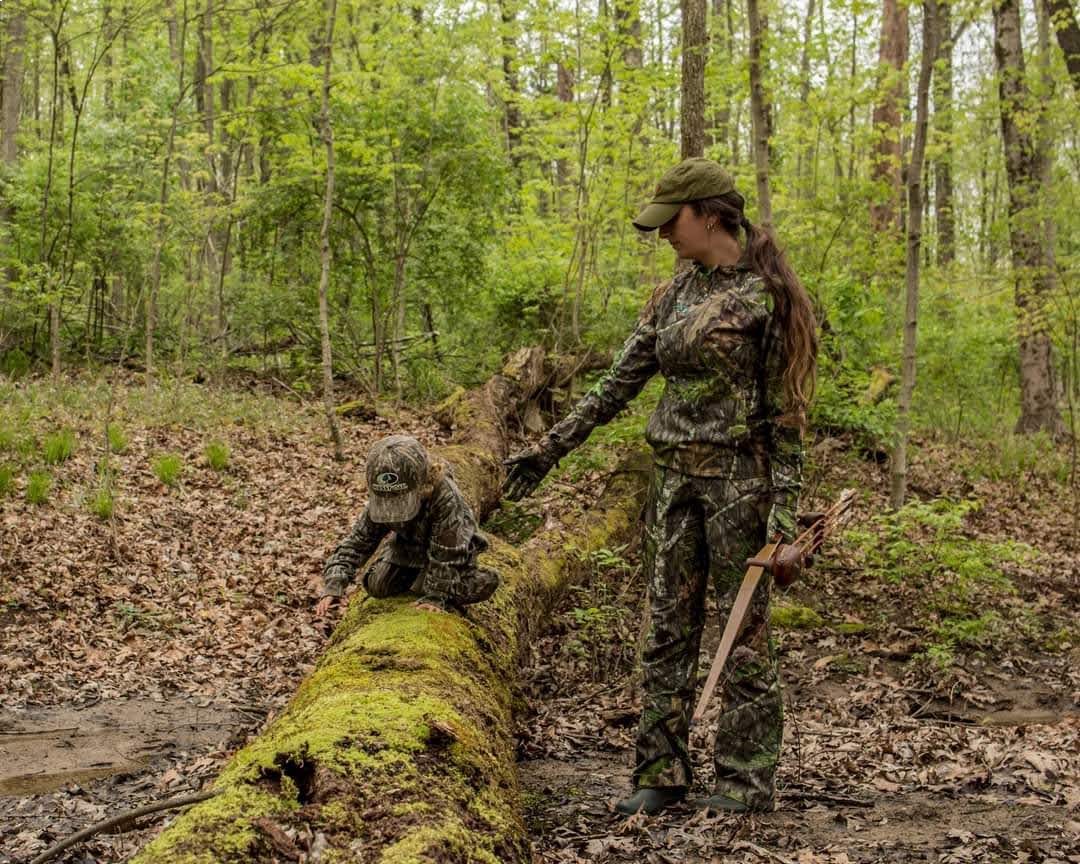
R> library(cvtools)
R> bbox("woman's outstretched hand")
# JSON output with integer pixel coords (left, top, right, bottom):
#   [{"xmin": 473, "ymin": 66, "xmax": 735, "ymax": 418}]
[{"xmin": 503, "ymin": 445, "xmax": 558, "ymax": 501}]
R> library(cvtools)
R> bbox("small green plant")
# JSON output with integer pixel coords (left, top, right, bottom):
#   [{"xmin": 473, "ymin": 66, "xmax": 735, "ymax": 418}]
[
  {"xmin": 0, "ymin": 464, "xmax": 13, "ymax": 496},
  {"xmin": 152, "ymin": 453, "xmax": 183, "ymax": 486},
  {"xmin": 43, "ymin": 429, "xmax": 76, "ymax": 464},
  {"xmin": 204, "ymin": 440, "xmax": 230, "ymax": 471},
  {"xmin": 932, "ymin": 612, "xmax": 1002, "ymax": 650},
  {"xmin": 107, "ymin": 423, "xmax": 128, "ymax": 454},
  {"xmin": 26, "ymin": 471, "xmax": 51, "ymax": 504},
  {"xmin": 0, "ymin": 427, "xmax": 15, "ymax": 452},
  {"xmin": 88, "ymin": 485, "xmax": 115, "ymax": 519}
]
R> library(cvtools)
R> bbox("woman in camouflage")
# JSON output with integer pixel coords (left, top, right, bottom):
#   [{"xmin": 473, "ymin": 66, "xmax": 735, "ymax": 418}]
[{"xmin": 504, "ymin": 158, "xmax": 817, "ymax": 815}]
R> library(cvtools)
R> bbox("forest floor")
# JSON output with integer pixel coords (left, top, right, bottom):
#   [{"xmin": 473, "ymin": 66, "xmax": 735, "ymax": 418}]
[
  {"xmin": 517, "ymin": 432, "xmax": 1080, "ymax": 863},
  {"xmin": 0, "ymin": 376, "xmax": 1077, "ymax": 863}
]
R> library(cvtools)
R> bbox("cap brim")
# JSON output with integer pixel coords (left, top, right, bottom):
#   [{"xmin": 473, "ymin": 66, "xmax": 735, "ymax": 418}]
[
  {"xmin": 632, "ymin": 201, "xmax": 681, "ymax": 231},
  {"xmin": 368, "ymin": 490, "xmax": 422, "ymax": 524}
]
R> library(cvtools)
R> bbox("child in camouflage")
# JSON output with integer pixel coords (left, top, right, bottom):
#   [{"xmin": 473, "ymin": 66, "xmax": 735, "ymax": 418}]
[{"xmin": 314, "ymin": 435, "xmax": 499, "ymax": 616}]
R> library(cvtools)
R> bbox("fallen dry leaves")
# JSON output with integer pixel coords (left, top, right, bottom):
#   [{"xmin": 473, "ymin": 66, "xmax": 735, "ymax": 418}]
[
  {"xmin": 0, "ymin": 381, "xmax": 446, "ymax": 862},
  {"xmin": 519, "ymin": 433, "xmax": 1080, "ymax": 863}
]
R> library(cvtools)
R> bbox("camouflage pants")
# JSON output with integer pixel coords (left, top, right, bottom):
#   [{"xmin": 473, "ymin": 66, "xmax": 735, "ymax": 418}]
[
  {"xmin": 362, "ymin": 554, "xmax": 499, "ymax": 607},
  {"xmin": 634, "ymin": 460, "xmax": 782, "ymax": 809}
]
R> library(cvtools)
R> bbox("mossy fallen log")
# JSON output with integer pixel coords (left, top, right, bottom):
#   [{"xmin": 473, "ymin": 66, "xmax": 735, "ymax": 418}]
[{"xmin": 132, "ymin": 351, "xmax": 648, "ymax": 864}]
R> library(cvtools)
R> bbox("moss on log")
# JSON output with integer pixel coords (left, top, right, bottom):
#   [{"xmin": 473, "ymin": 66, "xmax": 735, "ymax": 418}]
[{"xmin": 132, "ymin": 350, "xmax": 648, "ymax": 864}]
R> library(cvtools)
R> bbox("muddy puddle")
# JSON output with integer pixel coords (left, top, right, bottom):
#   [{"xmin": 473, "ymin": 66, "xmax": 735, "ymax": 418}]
[{"xmin": 0, "ymin": 697, "xmax": 244, "ymax": 796}]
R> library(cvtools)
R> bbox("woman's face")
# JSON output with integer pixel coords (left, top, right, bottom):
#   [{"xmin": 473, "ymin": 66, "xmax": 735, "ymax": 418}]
[{"xmin": 657, "ymin": 204, "xmax": 712, "ymax": 262}]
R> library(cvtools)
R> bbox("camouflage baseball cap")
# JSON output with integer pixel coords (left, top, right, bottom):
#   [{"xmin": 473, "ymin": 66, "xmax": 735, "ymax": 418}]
[
  {"xmin": 632, "ymin": 158, "xmax": 736, "ymax": 230},
  {"xmin": 366, "ymin": 435, "xmax": 429, "ymax": 524}
]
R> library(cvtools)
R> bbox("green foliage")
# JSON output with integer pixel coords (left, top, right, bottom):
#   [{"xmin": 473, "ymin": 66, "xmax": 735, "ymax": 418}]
[
  {"xmin": 43, "ymin": 430, "xmax": 76, "ymax": 464},
  {"xmin": 26, "ymin": 471, "xmax": 51, "ymax": 505},
  {"xmin": 0, "ymin": 0, "xmax": 1073, "ymax": 454},
  {"xmin": 107, "ymin": 423, "xmax": 128, "ymax": 454},
  {"xmin": 553, "ymin": 379, "xmax": 661, "ymax": 483},
  {"xmin": 152, "ymin": 454, "xmax": 184, "ymax": 486},
  {"xmin": 960, "ymin": 433, "xmax": 1070, "ymax": 485},
  {"xmin": 0, "ymin": 349, "xmax": 31, "ymax": 378},
  {"xmin": 932, "ymin": 612, "xmax": 1003, "ymax": 651},
  {"xmin": 485, "ymin": 501, "xmax": 543, "ymax": 545},
  {"xmin": 844, "ymin": 498, "xmax": 1038, "ymax": 665},
  {"xmin": 811, "ymin": 365, "xmax": 897, "ymax": 448},
  {"xmin": 88, "ymin": 485, "xmax": 115, "ymax": 519},
  {"xmin": 0, "ymin": 465, "xmax": 13, "ymax": 497},
  {"xmin": 204, "ymin": 440, "xmax": 230, "ymax": 471}
]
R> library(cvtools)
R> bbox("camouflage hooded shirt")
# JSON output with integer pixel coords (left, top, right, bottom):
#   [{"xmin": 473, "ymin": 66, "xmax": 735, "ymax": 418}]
[
  {"xmin": 322, "ymin": 471, "xmax": 488, "ymax": 597},
  {"xmin": 544, "ymin": 260, "xmax": 803, "ymax": 538}
]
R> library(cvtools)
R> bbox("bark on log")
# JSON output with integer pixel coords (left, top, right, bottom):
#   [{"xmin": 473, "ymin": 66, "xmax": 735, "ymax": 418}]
[{"xmin": 131, "ymin": 349, "xmax": 649, "ymax": 864}]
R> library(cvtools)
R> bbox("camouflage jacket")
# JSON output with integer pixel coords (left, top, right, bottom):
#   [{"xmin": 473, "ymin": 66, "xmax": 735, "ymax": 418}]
[
  {"xmin": 322, "ymin": 472, "xmax": 488, "ymax": 597},
  {"xmin": 544, "ymin": 260, "xmax": 803, "ymax": 540}
]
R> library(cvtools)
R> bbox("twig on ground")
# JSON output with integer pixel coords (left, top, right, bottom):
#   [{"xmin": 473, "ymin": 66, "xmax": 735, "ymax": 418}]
[
  {"xmin": 734, "ymin": 840, "xmax": 798, "ymax": 864},
  {"xmin": 785, "ymin": 789, "xmax": 875, "ymax": 808},
  {"xmin": 28, "ymin": 789, "xmax": 218, "ymax": 864}
]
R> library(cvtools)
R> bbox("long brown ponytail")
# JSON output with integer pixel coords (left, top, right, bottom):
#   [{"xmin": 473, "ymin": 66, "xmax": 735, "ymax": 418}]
[{"xmin": 691, "ymin": 193, "xmax": 818, "ymax": 428}]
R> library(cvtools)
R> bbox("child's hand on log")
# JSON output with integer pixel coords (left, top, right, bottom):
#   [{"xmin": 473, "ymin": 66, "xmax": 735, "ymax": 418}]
[{"xmin": 314, "ymin": 596, "xmax": 337, "ymax": 618}]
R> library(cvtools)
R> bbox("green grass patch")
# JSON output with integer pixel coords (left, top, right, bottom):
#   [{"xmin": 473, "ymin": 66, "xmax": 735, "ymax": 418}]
[
  {"xmin": 43, "ymin": 429, "xmax": 76, "ymax": 464},
  {"xmin": 0, "ymin": 464, "xmax": 13, "ymax": 497},
  {"xmin": 107, "ymin": 423, "xmax": 128, "ymax": 454},
  {"xmin": 204, "ymin": 440, "xmax": 230, "ymax": 471},
  {"xmin": 26, "ymin": 471, "xmax": 51, "ymax": 505},
  {"xmin": 152, "ymin": 453, "xmax": 184, "ymax": 486},
  {"xmin": 88, "ymin": 485, "xmax": 115, "ymax": 519}
]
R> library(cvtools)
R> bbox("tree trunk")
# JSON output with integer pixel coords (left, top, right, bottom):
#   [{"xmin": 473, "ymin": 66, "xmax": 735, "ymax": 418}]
[
  {"xmin": 933, "ymin": 0, "xmax": 954, "ymax": 265},
  {"xmin": 147, "ymin": 1, "xmax": 188, "ymax": 382},
  {"xmin": 555, "ymin": 60, "xmax": 573, "ymax": 204},
  {"xmin": 1046, "ymin": 0, "xmax": 1080, "ymax": 92},
  {"xmin": 709, "ymin": 0, "xmax": 731, "ymax": 157},
  {"xmin": 869, "ymin": 0, "xmax": 909, "ymax": 234},
  {"xmin": 617, "ymin": 0, "xmax": 643, "ymax": 70},
  {"xmin": 680, "ymin": 0, "xmax": 706, "ymax": 158},
  {"xmin": 129, "ymin": 351, "xmax": 649, "ymax": 864},
  {"xmin": 746, "ymin": 0, "xmax": 772, "ymax": 225},
  {"xmin": 392, "ymin": 250, "xmax": 406, "ymax": 397},
  {"xmin": 891, "ymin": 0, "xmax": 936, "ymax": 509},
  {"xmin": 317, "ymin": 0, "xmax": 343, "ymax": 461},
  {"xmin": 499, "ymin": 0, "xmax": 522, "ymax": 162},
  {"xmin": 1, "ymin": 9, "xmax": 25, "ymax": 189},
  {"xmin": 993, "ymin": 0, "xmax": 1064, "ymax": 436},
  {"xmin": 795, "ymin": 0, "xmax": 816, "ymax": 199},
  {"xmin": 1, "ymin": 6, "xmax": 25, "ymax": 288}
]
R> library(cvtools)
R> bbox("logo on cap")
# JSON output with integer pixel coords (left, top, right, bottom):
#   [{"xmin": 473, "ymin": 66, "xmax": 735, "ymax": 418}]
[{"xmin": 372, "ymin": 471, "xmax": 409, "ymax": 493}]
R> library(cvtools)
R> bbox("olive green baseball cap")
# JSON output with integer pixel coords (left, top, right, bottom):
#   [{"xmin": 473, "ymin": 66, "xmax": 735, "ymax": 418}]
[{"xmin": 632, "ymin": 158, "xmax": 736, "ymax": 230}]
